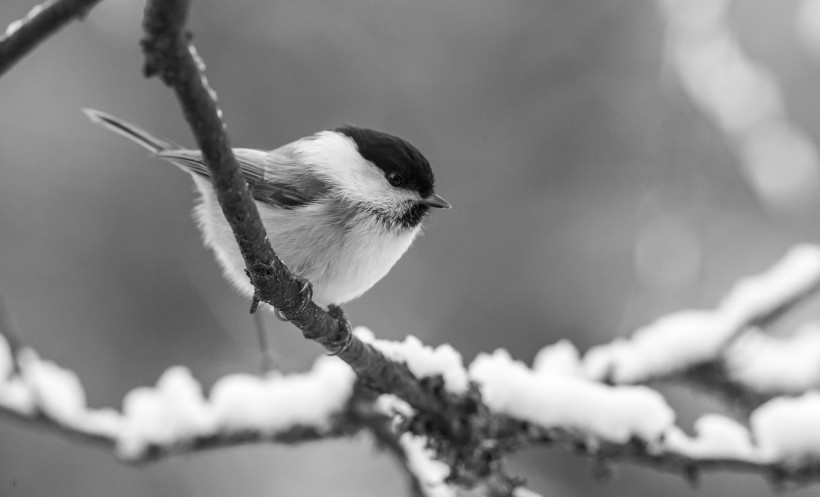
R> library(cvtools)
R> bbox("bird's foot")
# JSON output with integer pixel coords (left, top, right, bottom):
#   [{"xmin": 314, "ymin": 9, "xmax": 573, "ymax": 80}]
[
  {"xmin": 326, "ymin": 304, "xmax": 354, "ymax": 356},
  {"xmin": 296, "ymin": 277, "xmax": 313, "ymax": 311},
  {"xmin": 273, "ymin": 307, "xmax": 289, "ymax": 322},
  {"xmin": 268, "ymin": 277, "xmax": 313, "ymax": 321}
]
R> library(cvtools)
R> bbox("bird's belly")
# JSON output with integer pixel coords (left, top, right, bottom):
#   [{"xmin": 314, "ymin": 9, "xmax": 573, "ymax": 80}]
[
  {"xmin": 191, "ymin": 177, "xmax": 419, "ymax": 307},
  {"xmin": 310, "ymin": 225, "xmax": 419, "ymax": 306}
]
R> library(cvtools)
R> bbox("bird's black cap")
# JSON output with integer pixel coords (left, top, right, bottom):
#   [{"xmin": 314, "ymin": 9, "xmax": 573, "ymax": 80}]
[{"xmin": 335, "ymin": 125, "xmax": 436, "ymax": 198}]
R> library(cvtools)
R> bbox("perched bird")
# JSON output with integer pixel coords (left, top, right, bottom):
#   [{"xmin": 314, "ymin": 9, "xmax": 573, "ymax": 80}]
[{"xmin": 84, "ymin": 109, "xmax": 450, "ymax": 308}]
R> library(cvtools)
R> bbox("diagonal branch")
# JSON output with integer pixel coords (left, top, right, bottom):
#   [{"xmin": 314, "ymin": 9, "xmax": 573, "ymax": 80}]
[
  {"xmin": 138, "ymin": 0, "xmax": 445, "ymax": 419},
  {"xmin": 0, "ymin": 0, "xmax": 102, "ymax": 76}
]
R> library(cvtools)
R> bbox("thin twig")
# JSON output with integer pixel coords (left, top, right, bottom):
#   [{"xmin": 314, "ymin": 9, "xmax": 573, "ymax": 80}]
[
  {"xmin": 0, "ymin": 0, "xmax": 102, "ymax": 76},
  {"xmin": 253, "ymin": 310, "xmax": 278, "ymax": 373}
]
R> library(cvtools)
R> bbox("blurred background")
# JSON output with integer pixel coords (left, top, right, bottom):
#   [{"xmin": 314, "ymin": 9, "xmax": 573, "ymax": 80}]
[{"xmin": 2, "ymin": 0, "xmax": 820, "ymax": 495}]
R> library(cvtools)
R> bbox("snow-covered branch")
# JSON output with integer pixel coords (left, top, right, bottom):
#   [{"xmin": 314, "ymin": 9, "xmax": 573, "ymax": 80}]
[
  {"xmin": 0, "ymin": 338, "xmax": 359, "ymax": 461},
  {"xmin": 3, "ymin": 245, "xmax": 820, "ymax": 492},
  {"xmin": 583, "ymin": 245, "xmax": 820, "ymax": 407}
]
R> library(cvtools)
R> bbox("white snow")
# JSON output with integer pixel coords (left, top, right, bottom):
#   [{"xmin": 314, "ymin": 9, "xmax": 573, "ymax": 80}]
[
  {"xmin": 21, "ymin": 350, "xmax": 89, "ymax": 426},
  {"xmin": 724, "ymin": 324, "xmax": 820, "ymax": 394},
  {"xmin": 583, "ymin": 310, "xmax": 736, "ymax": 382},
  {"xmin": 210, "ymin": 355, "xmax": 355, "ymax": 433},
  {"xmin": 750, "ymin": 392, "xmax": 820, "ymax": 463},
  {"xmin": 532, "ymin": 340, "xmax": 583, "ymax": 377},
  {"xmin": 4, "ymin": 246, "xmax": 820, "ymax": 472},
  {"xmin": 582, "ymin": 246, "xmax": 820, "ymax": 383},
  {"xmin": 357, "ymin": 327, "xmax": 469, "ymax": 394},
  {"xmin": 469, "ymin": 349, "xmax": 675, "ymax": 444},
  {"xmin": 718, "ymin": 245, "xmax": 820, "ymax": 324},
  {"xmin": 118, "ymin": 356, "xmax": 354, "ymax": 457},
  {"xmin": 664, "ymin": 414, "xmax": 759, "ymax": 461},
  {"xmin": 0, "ymin": 349, "xmax": 122, "ymax": 436},
  {"xmin": 374, "ymin": 393, "xmax": 414, "ymax": 420},
  {"xmin": 400, "ymin": 433, "xmax": 456, "ymax": 497},
  {"xmin": 0, "ymin": 341, "xmax": 35, "ymax": 414},
  {"xmin": 0, "ymin": 376, "xmax": 35, "ymax": 414},
  {"xmin": 0, "ymin": 346, "xmax": 354, "ymax": 458},
  {"xmin": 119, "ymin": 366, "xmax": 216, "ymax": 458}
]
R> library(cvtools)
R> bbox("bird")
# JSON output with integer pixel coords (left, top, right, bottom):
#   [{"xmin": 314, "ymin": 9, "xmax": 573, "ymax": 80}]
[{"xmin": 84, "ymin": 109, "xmax": 450, "ymax": 309}]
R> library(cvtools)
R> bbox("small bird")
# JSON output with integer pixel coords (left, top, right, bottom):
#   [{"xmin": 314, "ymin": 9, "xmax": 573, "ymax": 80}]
[{"xmin": 84, "ymin": 109, "xmax": 450, "ymax": 309}]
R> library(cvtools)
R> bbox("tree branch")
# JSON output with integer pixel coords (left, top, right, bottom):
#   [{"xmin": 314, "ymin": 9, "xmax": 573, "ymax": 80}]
[
  {"xmin": 583, "ymin": 246, "xmax": 820, "ymax": 387},
  {"xmin": 5, "ymin": 315, "xmax": 820, "ymax": 492},
  {"xmin": 138, "ymin": 0, "xmax": 446, "ymax": 422},
  {"xmin": 0, "ymin": 342, "xmax": 364, "ymax": 461},
  {"xmin": 0, "ymin": 0, "xmax": 102, "ymax": 76}
]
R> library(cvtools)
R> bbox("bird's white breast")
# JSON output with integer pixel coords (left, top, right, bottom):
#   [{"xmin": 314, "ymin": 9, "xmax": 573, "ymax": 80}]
[{"xmin": 190, "ymin": 175, "xmax": 420, "ymax": 307}]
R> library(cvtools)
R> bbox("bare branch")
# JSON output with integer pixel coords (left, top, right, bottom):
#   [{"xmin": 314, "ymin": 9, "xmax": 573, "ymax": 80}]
[{"xmin": 0, "ymin": 0, "xmax": 102, "ymax": 76}]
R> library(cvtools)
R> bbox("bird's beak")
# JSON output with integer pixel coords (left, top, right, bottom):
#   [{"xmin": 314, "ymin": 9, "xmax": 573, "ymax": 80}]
[{"xmin": 418, "ymin": 193, "xmax": 452, "ymax": 209}]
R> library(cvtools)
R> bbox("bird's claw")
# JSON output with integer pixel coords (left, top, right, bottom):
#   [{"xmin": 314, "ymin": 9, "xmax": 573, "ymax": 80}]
[
  {"xmin": 326, "ymin": 304, "xmax": 354, "ymax": 356},
  {"xmin": 269, "ymin": 277, "xmax": 313, "ymax": 321},
  {"xmin": 297, "ymin": 278, "xmax": 313, "ymax": 309},
  {"xmin": 273, "ymin": 307, "xmax": 289, "ymax": 322}
]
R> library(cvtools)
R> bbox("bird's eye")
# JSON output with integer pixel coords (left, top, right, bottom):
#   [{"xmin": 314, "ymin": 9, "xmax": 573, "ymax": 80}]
[{"xmin": 387, "ymin": 172, "xmax": 404, "ymax": 187}]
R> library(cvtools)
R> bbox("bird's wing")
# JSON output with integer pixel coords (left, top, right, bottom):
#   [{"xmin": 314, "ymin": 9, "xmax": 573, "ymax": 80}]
[
  {"xmin": 83, "ymin": 109, "xmax": 330, "ymax": 209},
  {"xmin": 156, "ymin": 148, "xmax": 331, "ymax": 209}
]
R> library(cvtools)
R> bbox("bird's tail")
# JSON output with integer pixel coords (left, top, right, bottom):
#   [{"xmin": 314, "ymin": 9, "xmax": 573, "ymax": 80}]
[{"xmin": 83, "ymin": 109, "xmax": 180, "ymax": 153}]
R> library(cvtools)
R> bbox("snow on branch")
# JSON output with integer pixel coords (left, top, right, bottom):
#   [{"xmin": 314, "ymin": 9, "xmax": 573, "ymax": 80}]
[
  {"xmin": 0, "ymin": 335, "xmax": 358, "ymax": 460},
  {"xmin": 0, "ymin": 0, "xmax": 102, "ymax": 76},
  {"xmin": 583, "ymin": 245, "xmax": 820, "ymax": 390},
  {"xmin": 3, "ymin": 246, "xmax": 820, "ymax": 491},
  {"xmin": 469, "ymin": 347, "xmax": 820, "ymax": 485}
]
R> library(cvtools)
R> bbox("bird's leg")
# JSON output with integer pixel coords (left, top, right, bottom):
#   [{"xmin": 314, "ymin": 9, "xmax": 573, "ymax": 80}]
[
  {"xmin": 326, "ymin": 304, "xmax": 354, "ymax": 356},
  {"xmin": 253, "ymin": 310, "xmax": 278, "ymax": 373}
]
